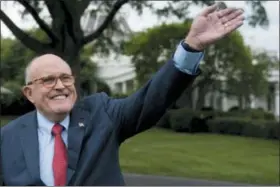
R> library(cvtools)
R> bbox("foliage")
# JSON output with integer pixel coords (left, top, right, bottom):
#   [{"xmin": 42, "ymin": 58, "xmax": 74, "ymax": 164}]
[
  {"xmin": 226, "ymin": 49, "xmax": 279, "ymax": 104},
  {"xmin": 157, "ymin": 107, "xmax": 278, "ymax": 140},
  {"xmin": 218, "ymin": 108, "xmax": 276, "ymax": 121},
  {"xmin": 168, "ymin": 108, "xmax": 209, "ymax": 133},
  {"xmin": 0, "ymin": 38, "xmax": 34, "ymax": 84},
  {"xmin": 123, "ymin": 21, "xmax": 191, "ymax": 84},
  {"xmin": 0, "ymin": 36, "xmax": 35, "ymax": 104},
  {"xmin": 207, "ymin": 117, "xmax": 279, "ymax": 139}
]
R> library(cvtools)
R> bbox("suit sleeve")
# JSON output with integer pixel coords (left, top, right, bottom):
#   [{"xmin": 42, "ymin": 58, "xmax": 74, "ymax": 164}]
[
  {"xmin": 103, "ymin": 43, "xmax": 204, "ymax": 143},
  {"xmin": 0, "ymin": 146, "xmax": 4, "ymax": 186}
]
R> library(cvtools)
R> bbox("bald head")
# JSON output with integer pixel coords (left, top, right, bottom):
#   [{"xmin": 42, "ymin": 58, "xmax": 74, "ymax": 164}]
[{"xmin": 25, "ymin": 54, "xmax": 72, "ymax": 85}]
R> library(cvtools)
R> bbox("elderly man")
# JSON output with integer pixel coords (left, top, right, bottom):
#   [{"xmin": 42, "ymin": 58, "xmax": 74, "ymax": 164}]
[{"xmin": 1, "ymin": 4, "xmax": 244, "ymax": 186}]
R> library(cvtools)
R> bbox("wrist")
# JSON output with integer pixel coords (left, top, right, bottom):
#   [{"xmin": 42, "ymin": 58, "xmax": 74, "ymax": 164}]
[
  {"xmin": 184, "ymin": 36, "xmax": 204, "ymax": 51},
  {"xmin": 181, "ymin": 40, "xmax": 201, "ymax": 53}
]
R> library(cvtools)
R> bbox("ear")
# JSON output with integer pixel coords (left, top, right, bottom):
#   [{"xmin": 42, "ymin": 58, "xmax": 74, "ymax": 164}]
[{"xmin": 22, "ymin": 86, "xmax": 35, "ymax": 103}]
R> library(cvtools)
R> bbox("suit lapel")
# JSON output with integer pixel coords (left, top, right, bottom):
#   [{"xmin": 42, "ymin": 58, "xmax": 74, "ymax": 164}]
[
  {"xmin": 67, "ymin": 106, "xmax": 90, "ymax": 184},
  {"xmin": 19, "ymin": 111, "xmax": 42, "ymax": 184},
  {"xmin": 19, "ymin": 105, "xmax": 90, "ymax": 185}
]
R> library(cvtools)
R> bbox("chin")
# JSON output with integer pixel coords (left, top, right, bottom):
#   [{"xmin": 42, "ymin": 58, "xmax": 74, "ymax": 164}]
[{"xmin": 51, "ymin": 103, "xmax": 73, "ymax": 114}]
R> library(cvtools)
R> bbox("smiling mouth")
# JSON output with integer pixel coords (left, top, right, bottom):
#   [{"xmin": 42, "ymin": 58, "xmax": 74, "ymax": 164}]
[{"xmin": 51, "ymin": 94, "xmax": 69, "ymax": 100}]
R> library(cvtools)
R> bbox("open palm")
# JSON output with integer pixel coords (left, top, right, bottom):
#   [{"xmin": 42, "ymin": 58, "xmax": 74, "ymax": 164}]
[{"xmin": 186, "ymin": 4, "xmax": 245, "ymax": 50}]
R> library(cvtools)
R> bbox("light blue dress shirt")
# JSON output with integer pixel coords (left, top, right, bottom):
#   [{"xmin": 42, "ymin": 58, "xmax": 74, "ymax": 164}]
[
  {"xmin": 173, "ymin": 40, "xmax": 204, "ymax": 75},
  {"xmin": 37, "ymin": 40, "xmax": 204, "ymax": 186},
  {"xmin": 37, "ymin": 111, "xmax": 69, "ymax": 186}
]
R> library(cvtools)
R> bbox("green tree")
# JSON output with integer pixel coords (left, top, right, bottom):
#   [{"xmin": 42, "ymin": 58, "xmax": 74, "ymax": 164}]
[
  {"xmin": 123, "ymin": 21, "xmax": 271, "ymax": 109},
  {"xmin": 0, "ymin": 0, "xmax": 269, "ymax": 97}
]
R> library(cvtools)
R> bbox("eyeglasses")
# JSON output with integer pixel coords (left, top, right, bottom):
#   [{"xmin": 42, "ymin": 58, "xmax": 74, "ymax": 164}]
[{"xmin": 27, "ymin": 74, "xmax": 75, "ymax": 88}]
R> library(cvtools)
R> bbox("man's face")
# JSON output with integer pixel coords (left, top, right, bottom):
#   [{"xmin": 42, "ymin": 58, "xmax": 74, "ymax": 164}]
[{"xmin": 23, "ymin": 55, "xmax": 77, "ymax": 119}]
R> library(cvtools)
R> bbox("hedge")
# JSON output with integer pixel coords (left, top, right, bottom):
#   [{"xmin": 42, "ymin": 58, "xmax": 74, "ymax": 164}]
[
  {"xmin": 1, "ymin": 97, "xmax": 35, "ymax": 116},
  {"xmin": 168, "ymin": 108, "xmax": 209, "ymax": 133},
  {"xmin": 217, "ymin": 108, "xmax": 276, "ymax": 121},
  {"xmin": 157, "ymin": 107, "xmax": 279, "ymax": 140},
  {"xmin": 207, "ymin": 117, "xmax": 279, "ymax": 139}
]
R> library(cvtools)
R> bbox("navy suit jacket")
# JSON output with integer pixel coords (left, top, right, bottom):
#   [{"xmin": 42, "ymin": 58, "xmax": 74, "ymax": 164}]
[{"xmin": 1, "ymin": 59, "xmax": 200, "ymax": 186}]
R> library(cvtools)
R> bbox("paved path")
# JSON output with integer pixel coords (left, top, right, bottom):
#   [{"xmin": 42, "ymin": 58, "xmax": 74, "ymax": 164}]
[{"xmin": 124, "ymin": 173, "xmax": 254, "ymax": 186}]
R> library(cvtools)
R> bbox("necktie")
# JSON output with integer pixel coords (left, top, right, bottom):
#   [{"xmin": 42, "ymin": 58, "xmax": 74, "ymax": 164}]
[{"xmin": 52, "ymin": 123, "xmax": 67, "ymax": 186}]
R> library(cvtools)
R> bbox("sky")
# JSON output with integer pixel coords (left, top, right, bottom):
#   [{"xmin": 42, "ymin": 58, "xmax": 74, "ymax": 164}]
[{"xmin": 1, "ymin": 1, "xmax": 279, "ymax": 57}]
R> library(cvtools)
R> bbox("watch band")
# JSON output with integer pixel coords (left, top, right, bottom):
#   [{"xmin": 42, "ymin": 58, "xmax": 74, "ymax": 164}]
[{"xmin": 181, "ymin": 40, "xmax": 202, "ymax": 53}]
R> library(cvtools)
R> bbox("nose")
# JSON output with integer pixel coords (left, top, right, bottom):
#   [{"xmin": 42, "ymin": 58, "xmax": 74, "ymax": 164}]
[{"xmin": 53, "ymin": 78, "xmax": 65, "ymax": 89}]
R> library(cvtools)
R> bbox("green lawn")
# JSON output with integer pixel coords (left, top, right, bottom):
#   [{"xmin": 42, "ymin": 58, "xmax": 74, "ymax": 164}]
[{"xmin": 119, "ymin": 128, "xmax": 279, "ymax": 185}]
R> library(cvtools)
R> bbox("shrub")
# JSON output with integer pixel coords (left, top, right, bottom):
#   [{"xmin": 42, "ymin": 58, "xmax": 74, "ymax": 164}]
[
  {"xmin": 156, "ymin": 111, "xmax": 171, "ymax": 129},
  {"xmin": 207, "ymin": 117, "xmax": 279, "ymax": 140},
  {"xmin": 168, "ymin": 108, "xmax": 209, "ymax": 133},
  {"xmin": 1, "ymin": 96, "xmax": 35, "ymax": 116},
  {"xmin": 266, "ymin": 122, "xmax": 280, "ymax": 139},
  {"xmin": 221, "ymin": 108, "xmax": 276, "ymax": 121},
  {"xmin": 245, "ymin": 108, "xmax": 276, "ymax": 120},
  {"xmin": 156, "ymin": 107, "xmax": 279, "ymax": 140},
  {"xmin": 228, "ymin": 106, "xmax": 240, "ymax": 111},
  {"xmin": 111, "ymin": 93, "xmax": 129, "ymax": 98}
]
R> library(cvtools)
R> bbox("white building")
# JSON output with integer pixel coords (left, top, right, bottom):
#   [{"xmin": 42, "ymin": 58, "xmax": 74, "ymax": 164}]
[
  {"xmin": 94, "ymin": 54, "xmax": 136, "ymax": 93},
  {"xmin": 81, "ymin": 9, "xmax": 136, "ymax": 93}
]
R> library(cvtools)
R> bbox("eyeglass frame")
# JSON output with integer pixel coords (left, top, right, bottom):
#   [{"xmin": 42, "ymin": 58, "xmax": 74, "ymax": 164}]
[{"xmin": 26, "ymin": 73, "xmax": 75, "ymax": 88}]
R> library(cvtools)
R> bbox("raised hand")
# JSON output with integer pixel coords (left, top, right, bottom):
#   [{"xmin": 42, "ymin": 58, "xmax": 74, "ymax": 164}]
[{"xmin": 185, "ymin": 3, "xmax": 245, "ymax": 51}]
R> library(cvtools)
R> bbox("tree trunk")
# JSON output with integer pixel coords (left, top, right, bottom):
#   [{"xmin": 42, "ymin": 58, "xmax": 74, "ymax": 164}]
[
  {"xmin": 238, "ymin": 95, "xmax": 244, "ymax": 109},
  {"xmin": 209, "ymin": 93, "xmax": 214, "ymax": 108},
  {"xmin": 53, "ymin": 46, "xmax": 83, "ymax": 100},
  {"xmin": 71, "ymin": 57, "xmax": 82, "ymax": 99}
]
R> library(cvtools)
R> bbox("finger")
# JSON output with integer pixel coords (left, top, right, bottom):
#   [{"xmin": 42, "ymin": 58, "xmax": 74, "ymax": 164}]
[
  {"xmin": 200, "ymin": 3, "xmax": 218, "ymax": 17},
  {"xmin": 225, "ymin": 15, "xmax": 245, "ymax": 28},
  {"xmin": 217, "ymin": 8, "xmax": 238, "ymax": 18},
  {"xmin": 228, "ymin": 14, "xmax": 245, "ymax": 25},
  {"xmin": 225, "ymin": 21, "xmax": 243, "ymax": 34},
  {"xmin": 220, "ymin": 8, "xmax": 244, "ymax": 24},
  {"xmin": 224, "ymin": 15, "xmax": 245, "ymax": 34}
]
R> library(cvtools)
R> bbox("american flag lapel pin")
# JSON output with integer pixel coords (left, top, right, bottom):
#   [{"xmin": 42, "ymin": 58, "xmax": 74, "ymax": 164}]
[{"xmin": 79, "ymin": 122, "xmax": 84, "ymax": 127}]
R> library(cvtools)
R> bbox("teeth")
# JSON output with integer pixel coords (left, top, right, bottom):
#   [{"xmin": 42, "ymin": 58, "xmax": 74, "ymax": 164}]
[{"xmin": 53, "ymin": 95, "xmax": 67, "ymax": 100}]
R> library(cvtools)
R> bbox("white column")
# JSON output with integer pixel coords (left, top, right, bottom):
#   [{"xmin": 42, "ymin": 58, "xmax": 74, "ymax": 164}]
[
  {"xmin": 250, "ymin": 94, "xmax": 256, "ymax": 108},
  {"xmin": 275, "ymin": 83, "xmax": 279, "ymax": 118},
  {"xmin": 122, "ymin": 81, "xmax": 127, "ymax": 94},
  {"xmin": 111, "ymin": 83, "xmax": 117, "ymax": 93},
  {"xmin": 221, "ymin": 81, "xmax": 227, "ymax": 111},
  {"xmin": 222, "ymin": 95, "xmax": 227, "ymax": 111}
]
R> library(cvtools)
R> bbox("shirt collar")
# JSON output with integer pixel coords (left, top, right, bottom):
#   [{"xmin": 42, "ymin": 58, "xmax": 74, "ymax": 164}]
[{"xmin": 36, "ymin": 110, "xmax": 70, "ymax": 134}]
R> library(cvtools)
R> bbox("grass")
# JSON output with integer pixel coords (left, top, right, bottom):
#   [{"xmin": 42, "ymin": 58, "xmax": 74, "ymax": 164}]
[
  {"xmin": 119, "ymin": 128, "xmax": 279, "ymax": 185},
  {"xmin": 1, "ymin": 116, "xmax": 279, "ymax": 185}
]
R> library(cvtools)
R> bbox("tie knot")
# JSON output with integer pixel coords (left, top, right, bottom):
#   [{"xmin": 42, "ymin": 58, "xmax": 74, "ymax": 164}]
[{"xmin": 52, "ymin": 123, "xmax": 64, "ymax": 136}]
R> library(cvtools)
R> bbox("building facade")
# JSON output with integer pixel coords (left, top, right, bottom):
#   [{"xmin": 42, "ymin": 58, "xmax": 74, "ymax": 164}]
[{"xmin": 94, "ymin": 54, "xmax": 136, "ymax": 94}]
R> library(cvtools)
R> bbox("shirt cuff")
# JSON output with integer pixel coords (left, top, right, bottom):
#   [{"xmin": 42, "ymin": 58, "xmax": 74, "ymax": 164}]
[{"xmin": 173, "ymin": 40, "xmax": 204, "ymax": 75}]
